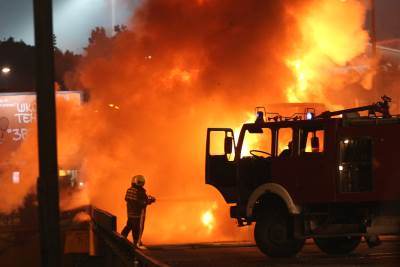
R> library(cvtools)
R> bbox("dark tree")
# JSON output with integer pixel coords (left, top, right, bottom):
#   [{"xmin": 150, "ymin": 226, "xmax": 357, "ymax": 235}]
[
  {"xmin": 0, "ymin": 38, "xmax": 35, "ymax": 92},
  {"xmin": 54, "ymin": 48, "xmax": 81, "ymax": 90},
  {"xmin": 84, "ymin": 27, "xmax": 114, "ymax": 58},
  {"xmin": 0, "ymin": 37, "xmax": 81, "ymax": 92}
]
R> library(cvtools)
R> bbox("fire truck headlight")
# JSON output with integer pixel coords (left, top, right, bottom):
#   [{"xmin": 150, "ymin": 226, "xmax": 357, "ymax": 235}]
[{"xmin": 338, "ymin": 165, "xmax": 344, "ymax": 171}]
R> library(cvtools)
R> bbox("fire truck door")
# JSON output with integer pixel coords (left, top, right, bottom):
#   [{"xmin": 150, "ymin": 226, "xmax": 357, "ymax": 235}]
[
  {"xmin": 295, "ymin": 129, "xmax": 334, "ymax": 203},
  {"xmin": 206, "ymin": 128, "xmax": 237, "ymax": 202},
  {"xmin": 295, "ymin": 154, "xmax": 332, "ymax": 203}
]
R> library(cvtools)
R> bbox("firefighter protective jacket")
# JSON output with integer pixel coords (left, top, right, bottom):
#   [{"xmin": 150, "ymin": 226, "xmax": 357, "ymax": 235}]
[{"xmin": 125, "ymin": 185, "xmax": 149, "ymax": 218}]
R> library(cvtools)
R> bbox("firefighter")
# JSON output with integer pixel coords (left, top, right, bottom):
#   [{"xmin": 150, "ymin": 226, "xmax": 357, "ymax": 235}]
[
  {"xmin": 279, "ymin": 141, "xmax": 293, "ymax": 157},
  {"xmin": 121, "ymin": 174, "xmax": 156, "ymax": 246}
]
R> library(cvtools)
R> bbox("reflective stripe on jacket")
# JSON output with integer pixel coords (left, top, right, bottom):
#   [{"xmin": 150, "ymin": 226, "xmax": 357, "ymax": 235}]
[{"xmin": 125, "ymin": 185, "xmax": 148, "ymax": 218}]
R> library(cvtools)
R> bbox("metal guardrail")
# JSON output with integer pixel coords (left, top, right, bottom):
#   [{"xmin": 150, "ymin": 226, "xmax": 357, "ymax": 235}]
[
  {"xmin": 92, "ymin": 207, "xmax": 169, "ymax": 267},
  {"xmin": 92, "ymin": 207, "xmax": 116, "ymax": 232}
]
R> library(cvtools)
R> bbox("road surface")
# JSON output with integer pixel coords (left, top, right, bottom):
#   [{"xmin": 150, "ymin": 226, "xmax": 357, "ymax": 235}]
[{"xmin": 143, "ymin": 239, "xmax": 400, "ymax": 267}]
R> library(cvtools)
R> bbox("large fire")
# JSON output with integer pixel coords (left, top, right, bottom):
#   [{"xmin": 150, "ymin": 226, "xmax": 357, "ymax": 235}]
[
  {"xmin": 285, "ymin": 0, "xmax": 370, "ymax": 105},
  {"xmin": 1, "ymin": 0, "xmax": 376, "ymax": 244}
]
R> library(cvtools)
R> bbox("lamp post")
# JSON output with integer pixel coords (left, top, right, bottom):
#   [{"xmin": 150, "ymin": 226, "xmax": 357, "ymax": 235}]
[
  {"xmin": 370, "ymin": 0, "xmax": 377, "ymax": 57},
  {"xmin": 1, "ymin": 66, "xmax": 11, "ymax": 90},
  {"xmin": 1, "ymin": 66, "xmax": 11, "ymax": 75},
  {"xmin": 111, "ymin": 0, "xmax": 116, "ymax": 34},
  {"xmin": 33, "ymin": 0, "xmax": 61, "ymax": 266}
]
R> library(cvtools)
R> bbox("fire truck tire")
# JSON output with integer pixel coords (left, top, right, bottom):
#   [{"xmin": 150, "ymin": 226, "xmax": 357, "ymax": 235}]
[
  {"xmin": 313, "ymin": 236, "xmax": 361, "ymax": 255},
  {"xmin": 254, "ymin": 206, "xmax": 305, "ymax": 257}
]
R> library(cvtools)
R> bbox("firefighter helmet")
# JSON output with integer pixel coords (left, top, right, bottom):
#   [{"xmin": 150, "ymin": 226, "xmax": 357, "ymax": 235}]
[{"xmin": 132, "ymin": 175, "xmax": 145, "ymax": 186}]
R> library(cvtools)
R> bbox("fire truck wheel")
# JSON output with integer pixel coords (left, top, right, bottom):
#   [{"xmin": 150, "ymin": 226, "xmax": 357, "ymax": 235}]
[
  {"xmin": 254, "ymin": 207, "xmax": 305, "ymax": 258},
  {"xmin": 313, "ymin": 236, "xmax": 361, "ymax": 255}
]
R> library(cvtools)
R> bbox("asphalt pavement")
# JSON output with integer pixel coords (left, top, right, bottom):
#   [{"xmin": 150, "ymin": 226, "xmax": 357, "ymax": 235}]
[{"xmin": 143, "ymin": 239, "xmax": 400, "ymax": 267}]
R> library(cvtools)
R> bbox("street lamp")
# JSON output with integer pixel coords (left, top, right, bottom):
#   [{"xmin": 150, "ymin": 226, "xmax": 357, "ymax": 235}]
[
  {"xmin": 1, "ymin": 66, "xmax": 11, "ymax": 75},
  {"xmin": 1, "ymin": 66, "xmax": 11, "ymax": 90}
]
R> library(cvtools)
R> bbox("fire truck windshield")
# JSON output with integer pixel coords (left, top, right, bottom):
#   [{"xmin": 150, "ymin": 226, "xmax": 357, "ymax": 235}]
[{"xmin": 241, "ymin": 128, "xmax": 272, "ymax": 158}]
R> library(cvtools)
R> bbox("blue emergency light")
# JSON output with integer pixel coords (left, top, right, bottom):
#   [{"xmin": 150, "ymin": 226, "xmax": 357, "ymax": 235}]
[
  {"xmin": 255, "ymin": 107, "xmax": 266, "ymax": 123},
  {"xmin": 257, "ymin": 111, "xmax": 264, "ymax": 120}
]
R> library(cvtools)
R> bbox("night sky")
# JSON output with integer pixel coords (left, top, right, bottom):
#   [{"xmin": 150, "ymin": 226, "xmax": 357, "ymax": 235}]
[
  {"xmin": 0, "ymin": 0, "xmax": 399, "ymax": 54},
  {"xmin": 0, "ymin": 0, "xmax": 138, "ymax": 53}
]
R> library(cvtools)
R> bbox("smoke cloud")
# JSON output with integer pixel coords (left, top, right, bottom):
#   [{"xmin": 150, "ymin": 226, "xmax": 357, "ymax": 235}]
[
  {"xmin": 1, "ymin": 0, "xmax": 376, "ymax": 244},
  {"xmin": 74, "ymin": 0, "xmax": 308, "ymax": 243}
]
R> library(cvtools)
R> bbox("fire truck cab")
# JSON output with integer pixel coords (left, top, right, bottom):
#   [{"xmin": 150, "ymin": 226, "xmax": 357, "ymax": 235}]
[{"xmin": 206, "ymin": 97, "xmax": 400, "ymax": 257}]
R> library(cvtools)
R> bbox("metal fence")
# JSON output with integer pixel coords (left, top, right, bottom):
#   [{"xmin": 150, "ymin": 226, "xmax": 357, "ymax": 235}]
[{"xmin": 91, "ymin": 207, "xmax": 169, "ymax": 267}]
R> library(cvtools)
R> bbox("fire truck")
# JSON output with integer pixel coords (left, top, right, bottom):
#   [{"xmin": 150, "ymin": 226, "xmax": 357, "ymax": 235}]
[{"xmin": 206, "ymin": 96, "xmax": 400, "ymax": 257}]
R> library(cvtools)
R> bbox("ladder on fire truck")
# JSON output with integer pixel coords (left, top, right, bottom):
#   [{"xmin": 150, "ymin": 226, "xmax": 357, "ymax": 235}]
[{"xmin": 316, "ymin": 96, "xmax": 392, "ymax": 119}]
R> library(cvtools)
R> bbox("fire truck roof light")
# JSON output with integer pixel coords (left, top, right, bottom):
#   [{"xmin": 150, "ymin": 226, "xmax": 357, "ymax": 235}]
[{"xmin": 255, "ymin": 107, "xmax": 266, "ymax": 123}]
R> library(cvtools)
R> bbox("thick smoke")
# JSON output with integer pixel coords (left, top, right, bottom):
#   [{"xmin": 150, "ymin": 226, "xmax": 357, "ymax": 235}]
[
  {"xmin": 0, "ymin": 125, "xmax": 38, "ymax": 213},
  {"xmin": 1, "ymin": 0, "xmax": 375, "ymax": 244},
  {"xmin": 72, "ymin": 0, "xmax": 309, "ymax": 243}
]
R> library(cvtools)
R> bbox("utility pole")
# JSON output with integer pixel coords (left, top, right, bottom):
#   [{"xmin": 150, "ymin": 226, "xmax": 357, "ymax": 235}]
[
  {"xmin": 111, "ymin": 0, "xmax": 116, "ymax": 35},
  {"xmin": 370, "ymin": 0, "xmax": 377, "ymax": 57},
  {"xmin": 370, "ymin": 0, "xmax": 378, "ymax": 96},
  {"xmin": 33, "ymin": 0, "xmax": 61, "ymax": 266}
]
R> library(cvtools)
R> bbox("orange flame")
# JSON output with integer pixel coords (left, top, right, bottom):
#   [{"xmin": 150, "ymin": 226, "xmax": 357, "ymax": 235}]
[
  {"xmin": 286, "ymin": 0, "xmax": 369, "ymax": 104},
  {"xmin": 0, "ymin": 0, "xmax": 374, "ymax": 245}
]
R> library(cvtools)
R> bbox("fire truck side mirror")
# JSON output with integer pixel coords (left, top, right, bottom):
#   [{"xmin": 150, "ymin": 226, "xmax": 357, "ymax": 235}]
[
  {"xmin": 311, "ymin": 136, "xmax": 320, "ymax": 152},
  {"xmin": 224, "ymin": 136, "xmax": 233, "ymax": 155}
]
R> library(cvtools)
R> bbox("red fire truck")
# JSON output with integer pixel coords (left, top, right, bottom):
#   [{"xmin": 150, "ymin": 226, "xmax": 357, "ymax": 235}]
[{"xmin": 206, "ymin": 96, "xmax": 400, "ymax": 257}]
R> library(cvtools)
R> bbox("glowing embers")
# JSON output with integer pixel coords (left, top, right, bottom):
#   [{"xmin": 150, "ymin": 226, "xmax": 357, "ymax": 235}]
[
  {"xmin": 201, "ymin": 202, "xmax": 217, "ymax": 233},
  {"xmin": 108, "ymin": 103, "xmax": 120, "ymax": 110},
  {"xmin": 201, "ymin": 210, "xmax": 215, "ymax": 231}
]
